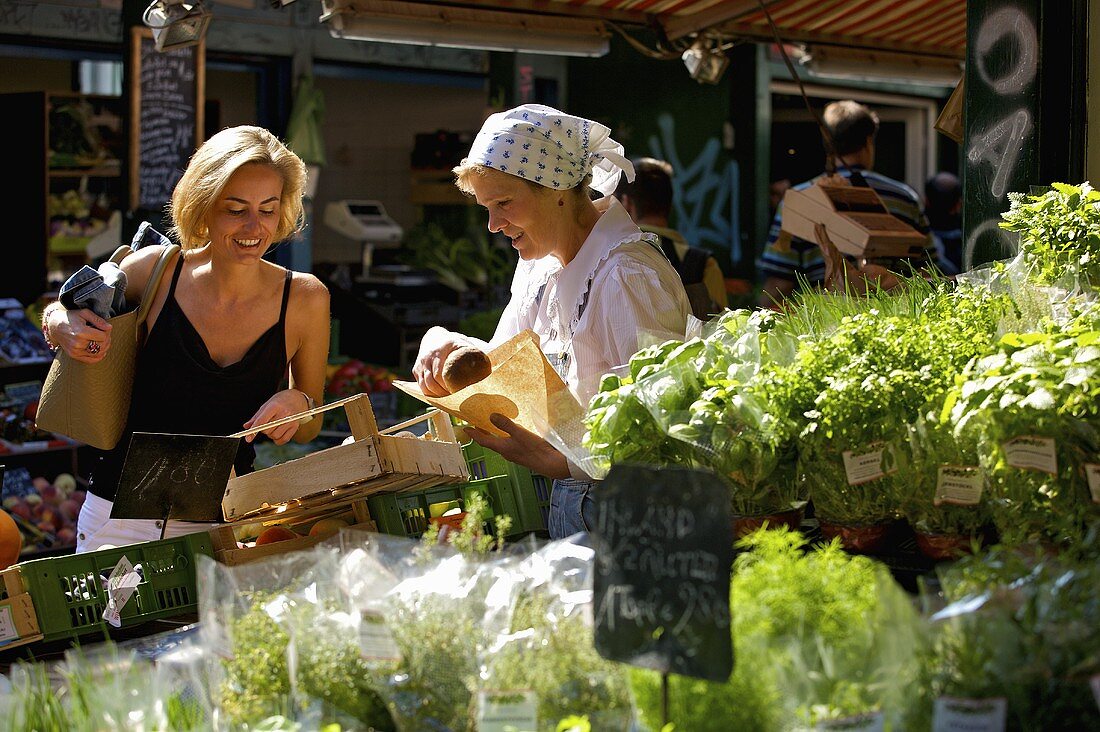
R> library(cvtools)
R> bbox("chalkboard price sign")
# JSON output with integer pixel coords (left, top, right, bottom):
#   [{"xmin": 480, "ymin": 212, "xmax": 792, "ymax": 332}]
[
  {"xmin": 111, "ymin": 432, "xmax": 239, "ymax": 524},
  {"xmin": 591, "ymin": 463, "xmax": 734, "ymax": 682},
  {"xmin": 129, "ymin": 27, "xmax": 204, "ymax": 211}
]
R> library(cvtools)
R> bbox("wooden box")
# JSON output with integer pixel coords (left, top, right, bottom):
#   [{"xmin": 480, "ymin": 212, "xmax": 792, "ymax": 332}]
[
  {"xmin": 780, "ymin": 181, "xmax": 929, "ymax": 259},
  {"xmin": 0, "ymin": 567, "xmax": 43, "ymax": 652},
  {"xmin": 221, "ymin": 394, "xmax": 468, "ymax": 523}
]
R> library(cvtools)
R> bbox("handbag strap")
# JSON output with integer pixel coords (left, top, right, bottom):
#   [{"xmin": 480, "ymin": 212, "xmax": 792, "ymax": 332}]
[
  {"xmin": 109, "ymin": 245, "xmax": 134, "ymax": 265},
  {"xmin": 133, "ymin": 244, "xmax": 182, "ymax": 337}
]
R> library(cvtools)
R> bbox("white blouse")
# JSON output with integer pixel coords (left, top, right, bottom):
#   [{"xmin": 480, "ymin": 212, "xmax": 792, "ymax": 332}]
[{"xmin": 489, "ymin": 197, "xmax": 691, "ymax": 408}]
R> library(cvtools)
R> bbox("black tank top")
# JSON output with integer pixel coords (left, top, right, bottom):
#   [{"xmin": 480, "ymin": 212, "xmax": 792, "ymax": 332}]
[{"xmin": 90, "ymin": 255, "xmax": 292, "ymax": 501}]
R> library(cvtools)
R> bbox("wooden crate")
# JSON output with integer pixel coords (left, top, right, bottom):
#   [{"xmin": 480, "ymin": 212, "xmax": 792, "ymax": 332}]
[
  {"xmin": 780, "ymin": 181, "xmax": 929, "ymax": 259},
  {"xmin": 208, "ymin": 517, "xmax": 378, "ymax": 567},
  {"xmin": 222, "ymin": 394, "xmax": 468, "ymax": 523},
  {"xmin": 0, "ymin": 567, "xmax": 43, "ymax": 652}
]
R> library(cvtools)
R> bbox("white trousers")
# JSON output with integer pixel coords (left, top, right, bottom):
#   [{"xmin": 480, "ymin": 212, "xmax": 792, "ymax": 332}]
[{"xmin": 76, "ymin": 491, "xmax": 221, "ymax": 553}]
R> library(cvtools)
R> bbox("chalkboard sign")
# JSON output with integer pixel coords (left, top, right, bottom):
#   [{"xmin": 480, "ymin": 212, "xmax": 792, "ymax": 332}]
[
  {"xmin": 129, "ymin": 27, "xmax": 204, "ymax": 211},
  {"xmin": 591, "ymin": 463, "xmax": 734, "ymax": 682},
  {"xmin": 111, "ymin": 432, "xmax": 238, "ymax": 523}
]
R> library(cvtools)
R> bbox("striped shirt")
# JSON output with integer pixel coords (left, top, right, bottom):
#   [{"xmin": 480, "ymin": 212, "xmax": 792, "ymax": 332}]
[{"xmin": 757, "ymin": 167, "xmax": 939, "ymax": 285}]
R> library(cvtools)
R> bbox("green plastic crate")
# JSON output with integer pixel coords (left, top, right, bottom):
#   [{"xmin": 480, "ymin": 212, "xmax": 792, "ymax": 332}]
[
  {"xmin": 367, "ymin": 483, "xmax": 469, "ymax": 539},
  {"xmin": 11, "ymin": 531, "xmax": 212, "ymax": 643},
  {"xmin": 461, "ymin": 441, "xmax": 552, "ymax": 535}
]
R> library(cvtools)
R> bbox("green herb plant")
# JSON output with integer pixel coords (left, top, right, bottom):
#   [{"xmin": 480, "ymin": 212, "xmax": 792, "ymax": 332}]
[{"xmin": 1000, "ymin": 182, "xmax": 1100, "ymax": 289}]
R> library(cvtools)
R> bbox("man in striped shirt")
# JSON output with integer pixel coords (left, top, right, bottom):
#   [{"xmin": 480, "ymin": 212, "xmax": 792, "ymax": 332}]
[{"xmin": 757, "ymin": 100, "xmax": 940, "ymax": 308}]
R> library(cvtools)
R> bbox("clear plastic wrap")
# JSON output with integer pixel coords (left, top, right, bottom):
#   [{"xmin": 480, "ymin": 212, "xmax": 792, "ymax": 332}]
[
  {"xmin": 476, "ymin": 535, "xmax": 635, "ymax": 731},
  {"xmin": 198, "ymin": 547, "xmax": 393, "ymax": 731}
]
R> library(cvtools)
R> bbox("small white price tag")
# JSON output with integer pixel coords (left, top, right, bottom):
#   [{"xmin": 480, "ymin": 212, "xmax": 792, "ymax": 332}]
[
  {"xmin": 816, "ymin": 711, "xmax": 884, "ymax": 731},
  {"xmin": 477, "ymin": 690, "xmax": 538, "ymax": 732},
  {"xmin": 935, "ymin": 465, "xmax": 984, "ymax": 506},
  {"xmin": 842, "ymin": 443, "xmax": 894, "ymax": 486},
  {"xmin": 1085, "ymin": 463, "xmax": 1100, "ymax": 504},
  {"xmin": 1002, "ymin": 436, "xmax": 1057, "ymax": 474},
  {"xmin": 359, "ymin": 611, "xmax": 402, "ymax": 662},
  {"xmin": 932, "ymin": 697, "xmax": 1007, "ymax": 732},
  {"xmin": 0, "ymin": 606, "xmax": 18, "ymax": 644},
  {"xmin": 101, "ymin": 556, "xmax": 142, "ymax": 628}
]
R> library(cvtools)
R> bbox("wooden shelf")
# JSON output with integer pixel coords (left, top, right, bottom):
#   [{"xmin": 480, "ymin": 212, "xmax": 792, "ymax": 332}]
[{"xmin": 49, "ymin": 166, "xmax": 121, "ymax": 178}]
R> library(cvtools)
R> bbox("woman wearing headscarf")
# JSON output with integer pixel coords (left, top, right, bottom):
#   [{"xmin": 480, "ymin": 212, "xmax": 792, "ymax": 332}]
[{"xmin": 413, "ymin": 104, "xmax": 690, "ymax": 538}]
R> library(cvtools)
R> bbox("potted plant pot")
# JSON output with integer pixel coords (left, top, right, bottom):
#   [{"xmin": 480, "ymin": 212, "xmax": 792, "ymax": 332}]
[
  {"xmin": 732, "ymin": 506, "xmax": 805, "ymax": 539},
  {"xmin": 913, "ymin": 531, "xmax": 979, "ymax": 561},
  {"xmin": 818, "ymin": 519, "xmax": 891, "ymax": 554}
]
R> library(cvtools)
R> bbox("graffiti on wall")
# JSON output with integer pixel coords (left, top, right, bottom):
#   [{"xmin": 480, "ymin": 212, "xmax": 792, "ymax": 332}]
[
  {"xmin": 647, "ymin": 113, "xmax": 742, "ymax": 267},
  {"xmin": 964, "ymin": 5, "xmax": 1038, "ymax": 270}
]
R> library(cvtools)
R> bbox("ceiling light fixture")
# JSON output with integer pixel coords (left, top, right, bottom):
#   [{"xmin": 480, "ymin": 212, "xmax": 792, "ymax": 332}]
[
  {"xmin": 142, "ymin": 0, "xmax": 211, "ymax": 52},
  {"xmin": 320, "ymin": 0, "xmax": 611, "ymax": 58},
  {"xmin": 682, "ymin": 36, "xmax": 730, "ymax": 84}
]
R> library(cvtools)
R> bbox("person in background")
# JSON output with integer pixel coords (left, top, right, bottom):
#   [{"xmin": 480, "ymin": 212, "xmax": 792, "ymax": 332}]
[
  {"xmin": 757, "ymin": 100, "xmax": 941, "ymax": 308},
  {"xmin": 768, "ymin": 177, "xmax": 792, "ymax": 220},
  {"xmin": 413, "ymin": 104, "xmax": 690, "ymax": 539},
  {"xmin": 925, "ymin": 171, "xmax": 963, "ymax": 275},
  {"xmin": 42, "ymin": 126, "xmax": 331, "ymax": 552},
  {"xmin": 614, "ymin": 157, "xmax": 728, "ymax": 321}
]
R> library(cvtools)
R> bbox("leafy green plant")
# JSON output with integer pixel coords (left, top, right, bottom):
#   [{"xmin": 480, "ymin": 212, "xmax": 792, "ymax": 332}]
[
  {"xmin": 632, "ymin": 528, "xmax": 924, "ymax": 731},
  {"xmin": 400, "ymin": 213, "xmax": 514, "ymax": 298},
  {"xmin": 1000, "ymin": 181, "xmax": 1100, "ymax": 288}
]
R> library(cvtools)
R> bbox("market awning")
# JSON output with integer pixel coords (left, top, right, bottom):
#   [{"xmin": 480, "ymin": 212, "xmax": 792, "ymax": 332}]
[{"xmin": 321, "ymin": 1, "xmax": 966, "ymax": 61}]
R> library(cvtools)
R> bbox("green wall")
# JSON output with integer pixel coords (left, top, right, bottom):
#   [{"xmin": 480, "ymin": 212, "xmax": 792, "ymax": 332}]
[{"xmin": 567, "ymin": 37, "xmax": 765, "ymax": 279}]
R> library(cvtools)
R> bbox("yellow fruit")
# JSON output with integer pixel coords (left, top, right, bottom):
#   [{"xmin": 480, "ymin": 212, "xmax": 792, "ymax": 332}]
[{"xmin": 308, "ymin": 517, "xmax": 350, "ymax": 538}]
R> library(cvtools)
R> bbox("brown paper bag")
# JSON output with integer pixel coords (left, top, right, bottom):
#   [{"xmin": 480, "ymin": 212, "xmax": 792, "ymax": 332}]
[{"xmin": 393, "ymin": 329, "xmax": 584, "ymax": 438}]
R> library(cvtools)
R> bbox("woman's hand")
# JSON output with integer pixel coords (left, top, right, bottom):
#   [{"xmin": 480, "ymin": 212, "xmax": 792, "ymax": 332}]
[
  {"xmin": 241, "ymin": 389, "xmax": 312, "ymax": 445},
  {"xmin": 48, "ymin": 307, "xmax": 112, "ymax": 364},
  {"xmin": 412, "ymin": 326, "xmax": 465, "ymax": 397},
  {"xmin": 466, "ymin": 414, "xmax": 570, "ymax": 479}
]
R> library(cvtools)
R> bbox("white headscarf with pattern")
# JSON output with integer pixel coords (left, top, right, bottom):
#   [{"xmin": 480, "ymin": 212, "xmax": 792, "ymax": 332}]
[{"xmin": 465, "ymin": 104, "xmax": 634, "ymax": 196}]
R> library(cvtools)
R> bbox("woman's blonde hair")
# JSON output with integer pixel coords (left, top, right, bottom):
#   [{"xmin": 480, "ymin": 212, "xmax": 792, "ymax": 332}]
[
  {"xmin": 169, "ymin": 125, "xmax": 307, "ymax": 250},
  {"xmin": 452, "ymin": 159, "xmax": 591, "ymax": 197}
]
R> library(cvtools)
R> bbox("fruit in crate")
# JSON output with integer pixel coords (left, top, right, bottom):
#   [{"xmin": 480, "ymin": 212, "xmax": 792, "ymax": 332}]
[
  {"xmin": 441, "ymin": 346, "xmax": 492, "ymax": 392},
  {"xmin": 0, "ymin": 509, "xmax": 23, "ymax": 569},
  {"xmin": 255, "ymin": 526, "xmax": 299, "ymax": 545},
  {"xmin": 309, "ymin": 517, "xmax": 350, "ymax": 538}
]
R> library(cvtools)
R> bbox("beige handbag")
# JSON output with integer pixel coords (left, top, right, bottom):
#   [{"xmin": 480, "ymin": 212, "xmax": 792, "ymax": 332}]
[{"xmin": 36, "ymin": 243, "xmax": 181, "ymax": 450}]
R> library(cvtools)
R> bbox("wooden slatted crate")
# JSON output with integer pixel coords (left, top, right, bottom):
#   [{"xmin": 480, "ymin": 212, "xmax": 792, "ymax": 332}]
[{"xmin": 221, "ymin": 394, "xmax": 468, "ymax": 523}]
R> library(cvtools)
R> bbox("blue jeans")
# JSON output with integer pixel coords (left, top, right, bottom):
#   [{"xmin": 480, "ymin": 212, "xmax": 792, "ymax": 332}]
[{"xmin": 549, "ymin": 478, "xmax": 597, "ymax": 539}]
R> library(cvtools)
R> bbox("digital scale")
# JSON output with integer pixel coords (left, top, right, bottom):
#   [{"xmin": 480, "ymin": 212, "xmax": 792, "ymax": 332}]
[{"xmin": 323, "ymin": 199, "xmax": 404, "ymax": 277}]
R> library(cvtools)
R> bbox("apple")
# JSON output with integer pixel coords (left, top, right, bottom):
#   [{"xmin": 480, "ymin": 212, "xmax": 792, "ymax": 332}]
[
  {"xmin": 2, "ymin": 497, "xmax": 19, "ymax": 511},
  {"xmin": 308, "ymin": 517, "xmax": 349, "ymax": 539},
  {"xmin": 59, "ymin": 499, "xmax": 82, "ymax": 522},
  {"xmin": 24, "ymin": 494, "xmax": 41, "ymax": 506},
  {"xmin": 53, "ymin": 473, "xmax": 77, "ymax": 495},
  {"xmin": 71, "ymin": 490, "xmax": 87, "ymax": 506},
  {"xmin": 56, "ymin": 527, "xmax": 77, "ymax": 546},
  {"xmin": 9, "ymin": 502, "xmax": 32, "ymax": 522},
  {"xmin": 36, "ymin": 520, "xmax": 56, "ymax": 536},
  {"xmin": 32, "ymin": 477, "xmax": 50, "ymax": 492},
  {"xmin": 255, "ymin": 526, "xmax": 299, "ymax": 546},
  {"xmin": 39, "ymin": 485, "xmax": 61, "ymax": 505}
]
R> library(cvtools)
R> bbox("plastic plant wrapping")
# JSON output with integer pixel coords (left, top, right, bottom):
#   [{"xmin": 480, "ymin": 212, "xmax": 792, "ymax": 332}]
[
  {"xmin": 198, "ymin": 547, "xmax": 394, "ymax": 730},
  {"xmin": 631, "ymin": 528, "xmax": 925, "ymax": 731},
  {"xmin": 944, "ymin": 307, "xmax": 1100, "ymax": 547},
  {"xmin": 910, "ymin": 537, "xmax": 1100, "ymax": 729},
  {"xmin": 336, "ymin": 529, "xmax": 518, "ymax": 732},
  {"xmin": 900, "ymin": 408, "xmax": 991, "ymax": 539},
  {"xmin": 477, "ymin": 535, "xmax": 635, "ymax": 731}
]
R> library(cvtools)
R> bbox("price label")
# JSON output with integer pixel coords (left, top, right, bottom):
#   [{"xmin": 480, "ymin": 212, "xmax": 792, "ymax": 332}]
[
  {"xmin": 101, "ymin": 556, "xmax": 142, "ymax": 628},
  {"xmin": 935, "ymin": 466, "xmax": 984, "ymax": 506},
  {"xmin": 842, "ymin": 443, "xmax": 895, "ymax": 486},
  {"xmin": 1002, "ymin": 436, "xmax": 1057, "ymax": 474},
  {"xmin": 0, "ymin": 605, "xmax": 17, "ymax": 644},
  {"xmin": 816, "ymin": 711, "xmax": 885, "ymax": 731},
  {"xmin": 932, "ymin": 697, "xmax": 1007, "ymax": 732},
  {"xmin": 1085, "ymin": 463, "xmax": 1100, "ymax": 504},
  {"xmin": 359, "ymin": 611, "xmax": 401, "ymax": 662},
  {"xmin": 477, "ymin": 690, "xmax": 537, "ymax": 732}
]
